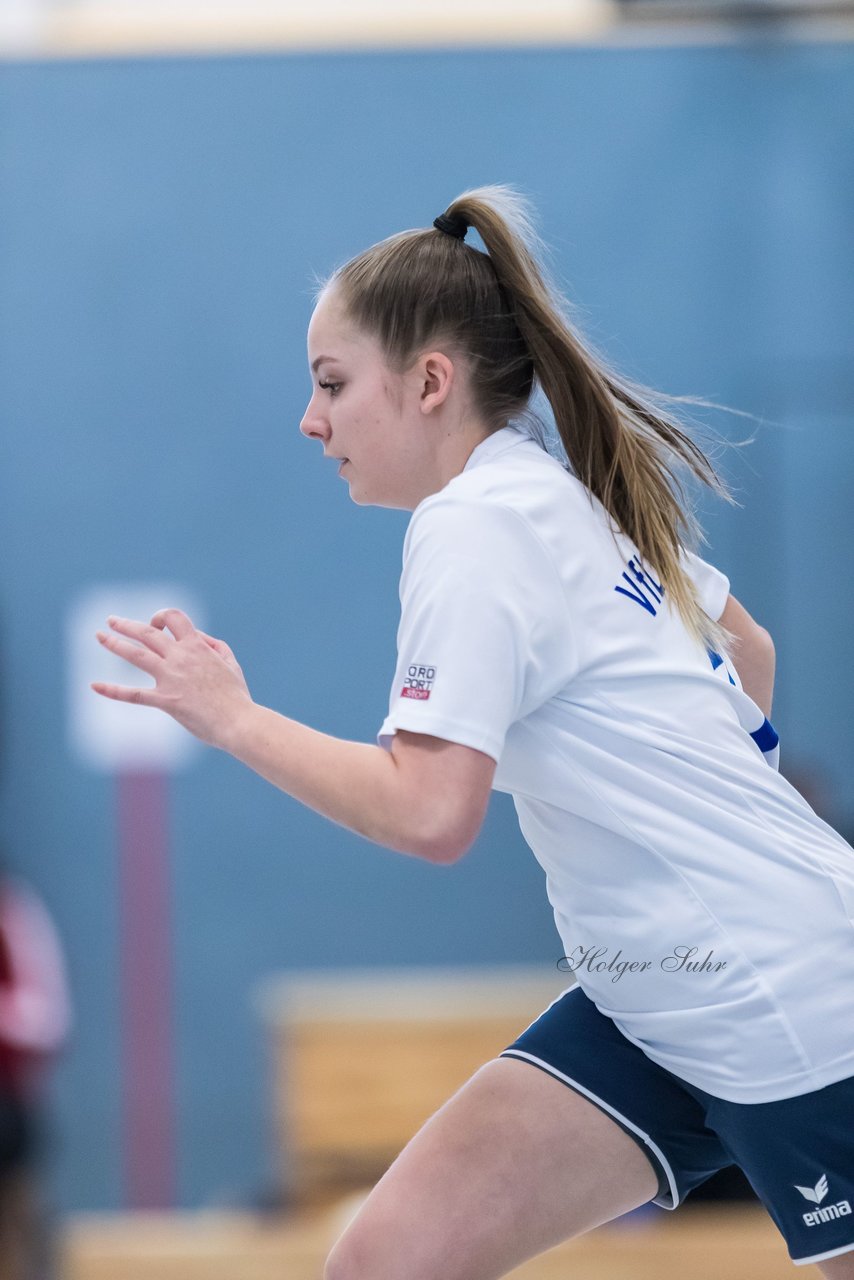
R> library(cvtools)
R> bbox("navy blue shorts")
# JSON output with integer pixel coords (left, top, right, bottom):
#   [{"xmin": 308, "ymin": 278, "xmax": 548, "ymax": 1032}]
[{"xmin": 500, "ymin": 984, "xmax": 854, "ymax": 1268}]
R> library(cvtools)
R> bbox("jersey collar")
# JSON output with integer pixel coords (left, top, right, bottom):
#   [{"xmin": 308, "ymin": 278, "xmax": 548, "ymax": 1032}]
[{"xmin": 462, "ymin": 425, "xmax": 533, "ymax": 473}]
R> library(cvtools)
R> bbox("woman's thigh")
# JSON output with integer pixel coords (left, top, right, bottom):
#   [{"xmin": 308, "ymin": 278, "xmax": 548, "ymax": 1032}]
[{"xmin": 324, "ymin": 1054, "xmax": 660, "ymax": 1280}]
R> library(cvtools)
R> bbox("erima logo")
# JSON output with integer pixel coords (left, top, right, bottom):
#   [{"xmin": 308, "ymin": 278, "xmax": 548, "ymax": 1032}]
[
  {"xmin": 797, "ymin": 1174, "xmax": 829, "ymax": 1205},
  {"xmin": 795, "ymin": 1175, "xmax": 852, "ymax": 1227}
]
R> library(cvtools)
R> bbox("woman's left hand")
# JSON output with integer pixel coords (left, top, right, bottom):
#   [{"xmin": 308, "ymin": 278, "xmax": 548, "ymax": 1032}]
[{"xmin": 92, "ymin": 608, "xmax": 253, "ymax": 749}]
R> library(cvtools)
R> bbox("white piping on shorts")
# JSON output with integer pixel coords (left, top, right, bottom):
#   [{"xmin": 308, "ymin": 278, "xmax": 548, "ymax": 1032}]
[
  {"xmin": 792, "ymin": 1240, "xmax": 854, "ymax": 1266},
  {"xmin": 499, "ymin": 1048, "xmax": 680, "ymax": 1211}
]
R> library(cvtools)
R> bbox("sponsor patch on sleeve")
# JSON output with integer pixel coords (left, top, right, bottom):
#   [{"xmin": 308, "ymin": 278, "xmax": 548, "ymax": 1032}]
[{"xmin": 400, "ymin": 663, "xmax": 437, "ymax": 701}]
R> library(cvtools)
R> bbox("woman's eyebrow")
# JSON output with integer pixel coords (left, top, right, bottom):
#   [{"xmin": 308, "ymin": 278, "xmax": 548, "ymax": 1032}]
[{"xmin": 311, "ymin": 355, "xmax": 341, "ymax": 373}]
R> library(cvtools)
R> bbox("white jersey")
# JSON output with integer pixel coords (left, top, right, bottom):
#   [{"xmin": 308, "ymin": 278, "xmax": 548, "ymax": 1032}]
[{"xmin": 377, "ymin": 425, "xmax": 854, "ymax": 1103}]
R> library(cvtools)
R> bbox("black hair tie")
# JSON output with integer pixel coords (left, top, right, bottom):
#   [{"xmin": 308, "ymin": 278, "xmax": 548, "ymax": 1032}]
[{"xmin": 433, "ymin": 212, "xmax": 469, "ymax": 240}]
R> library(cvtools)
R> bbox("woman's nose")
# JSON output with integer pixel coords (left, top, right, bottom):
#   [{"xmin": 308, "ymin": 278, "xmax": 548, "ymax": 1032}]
[{"xmin": 299, "ymin": 399, "xmax": 330, "ymax": 442}]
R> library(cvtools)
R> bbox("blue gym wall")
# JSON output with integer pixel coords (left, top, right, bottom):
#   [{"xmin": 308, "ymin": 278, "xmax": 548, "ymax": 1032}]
[{"xmin": 1, "ymin": 39, "xmax": 852, "ymax": 1213}]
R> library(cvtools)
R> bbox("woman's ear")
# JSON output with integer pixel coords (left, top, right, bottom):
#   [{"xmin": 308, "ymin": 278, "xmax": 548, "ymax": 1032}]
[{"xmin": 418, "ymin": 352, "xmax": 455, "ymax": 415}]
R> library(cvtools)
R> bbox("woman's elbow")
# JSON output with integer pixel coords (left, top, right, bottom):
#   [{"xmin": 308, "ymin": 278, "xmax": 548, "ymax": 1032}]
[
  {"xmin": 418, "ymin": 824, "xmax": 477, "ymax": 866},
  {"xmin": 747, "ymin": 623, "xmax": 775, "ymax": 666},
  {"xmin": 417, "ymin": 807, "xmax": 486, "ymax": 866},
  {"xmin": 388, "ymin": 733, "xmax": 495, "ymax": 866},
  {"xmin": 757, "ymin": 621, "xmax": 774, "ymax": 652}
]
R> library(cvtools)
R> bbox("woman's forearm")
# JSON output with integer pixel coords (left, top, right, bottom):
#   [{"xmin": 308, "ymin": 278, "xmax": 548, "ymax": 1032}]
[
  {"xmin": 92, "ymin": 612, "xmax": 451, "ymax": 861},
  {"xmin": 224, "ymin": 703, "xmax": 442, "ymax": 861}
]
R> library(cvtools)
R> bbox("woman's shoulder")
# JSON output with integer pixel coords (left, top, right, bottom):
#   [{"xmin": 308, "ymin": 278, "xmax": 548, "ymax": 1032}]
[
  {"xmin": 414, "ymin": 440, "xmax": 602, "ymax": 550},
  {"xmin": 403, "ymin": 461, "xmax": 609, "ymax": 599}
]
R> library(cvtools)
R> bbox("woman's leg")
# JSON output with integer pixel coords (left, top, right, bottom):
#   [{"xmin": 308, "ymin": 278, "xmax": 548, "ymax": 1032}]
[
  {"xmin": 817, "ymin": 1254, "xmax": 854, "ymax": 1278},
  {"xmin": 324, "ymin": 1055, "xmax": 660, "ymax": 1280}
]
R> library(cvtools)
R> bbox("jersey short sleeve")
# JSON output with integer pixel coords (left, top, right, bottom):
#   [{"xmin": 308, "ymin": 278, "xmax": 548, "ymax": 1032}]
[
  {"xmin": 682, "ymin": 550, "xmax": 730, "ymax": 621},
  {"xmin": 377, "ymin": 497, "xmax": 576, "ymax": 763}
]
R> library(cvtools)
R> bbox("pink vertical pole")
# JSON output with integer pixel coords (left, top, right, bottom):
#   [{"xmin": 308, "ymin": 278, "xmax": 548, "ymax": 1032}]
[{"xmin": 117, "ymin": 770, "xmax": 176, "ymax": 1209}]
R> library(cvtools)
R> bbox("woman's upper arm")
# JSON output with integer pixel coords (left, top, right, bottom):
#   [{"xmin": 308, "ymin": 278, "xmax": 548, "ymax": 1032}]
[{"xmin": 389, "ymin": 729, "xmax": 497, "ymax": 865}]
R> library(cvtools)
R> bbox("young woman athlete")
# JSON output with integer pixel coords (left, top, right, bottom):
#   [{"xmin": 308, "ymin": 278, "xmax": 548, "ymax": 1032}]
[{"xmin": 92, "ymin": 186, "xmax": 854, "ymax": 1279}]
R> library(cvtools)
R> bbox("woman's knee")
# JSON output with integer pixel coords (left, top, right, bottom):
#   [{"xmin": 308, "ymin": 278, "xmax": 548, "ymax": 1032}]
[
  {"xmin": 321, "ymin": 1235, "xmax": 349, "ymax": 1280},
  {"xmin": 322, "ymin": 1187, "xmax": 459, "ymax": 1280},
  {"xmin": 322, "ymin": 1221, "xmax": 384, "ymax": 1280}
]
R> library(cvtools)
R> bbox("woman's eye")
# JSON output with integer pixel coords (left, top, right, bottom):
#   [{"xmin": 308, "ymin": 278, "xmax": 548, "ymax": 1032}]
[{"xmin": 318, "ymin": 379, "xmax": 342, "ymax": 396}]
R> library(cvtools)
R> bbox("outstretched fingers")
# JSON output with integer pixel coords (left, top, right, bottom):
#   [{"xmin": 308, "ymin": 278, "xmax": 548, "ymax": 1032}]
[
  {"xmin": 92, "ymin": 615, "xmax": 169, "ymax": 704},
  {"xmin": 96, "ymin": 631, "xmax": 160, "ymax": 677},
  {"xmin": 104, "ymin": 615, "xmax": 170, "ymax": 658},
  {"xmin": 90, "ymin": 679, "xmax": 166, "ymax": 708},
  {"xmin": 91, "ymin": 608, "xmax": 245, "ymax": 737}
]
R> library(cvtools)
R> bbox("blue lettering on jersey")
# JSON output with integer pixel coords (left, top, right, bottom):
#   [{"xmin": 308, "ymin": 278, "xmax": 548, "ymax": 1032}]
[
  {"xmin": 707, "ymin": 649, "xmax": 736, "ymax": 686},
  {"xmin": 614, "ymin": 557, "xmax": 664, "ymax": 616}
]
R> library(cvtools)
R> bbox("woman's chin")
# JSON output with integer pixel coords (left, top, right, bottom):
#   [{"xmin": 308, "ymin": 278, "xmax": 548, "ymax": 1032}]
[
  {"xmin": 349, "ymin": 485, "xmax": 388, "ymax": 509},
  {"xmin": 342, "ymin": 473, "xmax": 400, "ymax": 508}
]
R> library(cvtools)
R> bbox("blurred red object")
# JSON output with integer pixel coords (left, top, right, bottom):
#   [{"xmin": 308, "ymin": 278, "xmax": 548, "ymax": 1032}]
[{"xmin": 0, "ymin": 877, "xmax": 71, "ymax": 1101}]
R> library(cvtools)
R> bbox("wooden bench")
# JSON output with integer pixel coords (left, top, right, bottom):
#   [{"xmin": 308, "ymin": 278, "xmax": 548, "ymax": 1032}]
[{"xmin": 253, "ymin": 965, "xmax": 573, "ymax": 1206}]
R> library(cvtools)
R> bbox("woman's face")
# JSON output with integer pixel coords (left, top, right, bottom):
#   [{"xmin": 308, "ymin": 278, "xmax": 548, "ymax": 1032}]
[{"xmin": 300, "ymin": 288, "xmax": 427, "ymax": 510}]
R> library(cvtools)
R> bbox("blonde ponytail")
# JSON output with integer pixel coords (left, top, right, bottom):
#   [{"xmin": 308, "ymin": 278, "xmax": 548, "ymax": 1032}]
[{"xmin": 325, "ymin": 184, "xmax": 735, "ymax": 652}]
